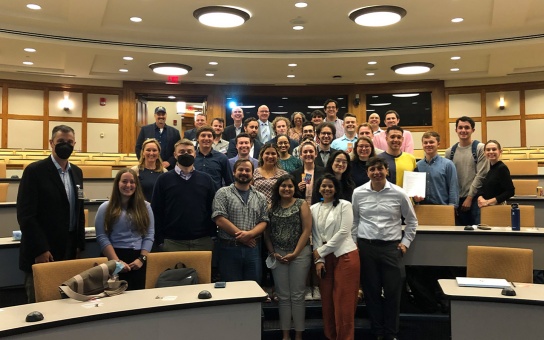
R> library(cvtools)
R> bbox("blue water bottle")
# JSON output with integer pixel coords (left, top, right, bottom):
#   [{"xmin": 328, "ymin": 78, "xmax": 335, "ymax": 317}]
[{"xmin": 511, "ymin": 203, "xmax": 520, "ymax": 231}]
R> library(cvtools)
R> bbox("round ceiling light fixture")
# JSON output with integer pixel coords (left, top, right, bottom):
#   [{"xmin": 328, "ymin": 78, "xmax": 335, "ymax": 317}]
[
  {"xmin": 349, "ymin": 5, "xmax": 406, "ymax": 27},
  {"xmin": 391, "ymin": 62, "xmax": 434, "ymax": 75},
  {"xmin": 149, "ymin": 63, "xmax": 192, "ymax": 76},
  {"xmin": 193, "ymin": 6, "xmax": 251, "ymax": 28}
]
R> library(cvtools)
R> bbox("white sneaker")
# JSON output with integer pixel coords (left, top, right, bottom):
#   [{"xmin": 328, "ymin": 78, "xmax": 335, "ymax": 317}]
[
  {"xmin": 304, "ymin": 287, "xmax": 313, "ymax": 301},
  {"xmin": 312, "ymin": 286, "xmax": 321, "ymax": 300}
]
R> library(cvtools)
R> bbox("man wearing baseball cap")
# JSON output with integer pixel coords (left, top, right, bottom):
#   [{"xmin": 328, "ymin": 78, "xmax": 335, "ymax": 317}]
[{"xmin": 135, "ymin": 106, "xmax": 181, "ymax": 170}]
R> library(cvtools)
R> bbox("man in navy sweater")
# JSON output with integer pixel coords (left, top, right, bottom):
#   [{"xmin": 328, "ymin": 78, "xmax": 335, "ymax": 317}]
[{"xmin": 151, "ymin": 139, "xmax": 217, "ymax": 251}]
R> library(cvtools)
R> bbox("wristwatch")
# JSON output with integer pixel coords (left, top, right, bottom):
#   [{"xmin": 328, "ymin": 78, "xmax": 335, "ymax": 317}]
[{"xmin": 138, "ymin": 254, "xmax": 147, "ymax": 263}]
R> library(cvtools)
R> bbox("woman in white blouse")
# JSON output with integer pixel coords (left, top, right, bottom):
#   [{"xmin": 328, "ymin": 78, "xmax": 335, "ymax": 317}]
[{"xmin": 311, "ymin": 173, "xmax": 360, "ymax": 340}]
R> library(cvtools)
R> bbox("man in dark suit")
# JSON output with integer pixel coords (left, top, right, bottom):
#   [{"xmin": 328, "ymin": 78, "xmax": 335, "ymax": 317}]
[
  {"xmin": 315, "ymin": 122, "xmax": 338, "ymax": 167},
  {"xmin": 17, "ymin": 125, "xmax": 85, "ymax": 303},
  {"xmin": 227, "ymin": 117, "xmax": 263, "ymax": 159},
  {"xmin": 183, "ymin": 113, "xmax": 207, "ymax": 141},
  {"xmin": 135, "ymin": 106, "xmax": 181, "ymax": 171},
  {"xmin": 222, "ymin": 106, "xmax": 244, "ymax": 141}
]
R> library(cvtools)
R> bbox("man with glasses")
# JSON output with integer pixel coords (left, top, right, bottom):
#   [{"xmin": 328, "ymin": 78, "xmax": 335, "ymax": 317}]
[
  {"xmin": 135, "ymin": 106, "xmax": 181, "ymax": 170},
  {"xmin": 315, "ymin": 122, "xmax": 337, "ymax": 167},
  {"xmin": 256, "ymin": 105, "xmax": 274, "ymax": 143},
  {"xmin": 152, "ymin": 139, "xmax": 217, "ymax": 252},
  {"xmin": 18, "ymin": 125, "xmax": 85, "ymax": 303},
  {"xmin": 223, "ymin": 106, "xmax": 244, "ymax": 141},
  {"xmin": 324, "ymin": 99, "xmax": 344, "ymax": 138}
]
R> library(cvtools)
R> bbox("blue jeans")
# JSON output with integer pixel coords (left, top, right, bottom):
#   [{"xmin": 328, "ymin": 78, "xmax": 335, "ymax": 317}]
[
  {"xmin": 456, "ymin": 197, "xmax": 480, "ymax": 226},
  {"xmin": 219, "ymin": 241, "xmax": 262, "ymax": 284}
]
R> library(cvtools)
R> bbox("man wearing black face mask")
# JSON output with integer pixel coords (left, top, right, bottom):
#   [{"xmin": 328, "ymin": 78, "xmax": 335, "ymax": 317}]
[
  {"xmin": 17, "ymin": 125, "xmax": 85, "ymax": 303},
  {"xmin": 151, "ymin": 139, "xmax": 217, "ymax": 252}
]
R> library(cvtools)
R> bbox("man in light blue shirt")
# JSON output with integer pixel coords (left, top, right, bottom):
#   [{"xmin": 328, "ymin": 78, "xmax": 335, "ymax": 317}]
[
  {"xmin": 414, "ymin": 131, "xmax": 459, "ymax": 207},
  {"xmin": 331, "ymin": 113, "xmax": 358, "ymax": 153}
]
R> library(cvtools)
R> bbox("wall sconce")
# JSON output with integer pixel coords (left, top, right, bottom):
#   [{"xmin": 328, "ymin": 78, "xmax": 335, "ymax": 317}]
[
  {"xmin": 354, "ymin": 94, "xmax": 360, "ymax": 107},
  {"xmin": 176, "ymin": 101, "xmax": 187, "ymax": 116},
  {"xmin": 499, "ymin": 97, "xmax": 505, "ymax": 110},
  {"xmin": 59, "ymin": 92, "xmax": 74, "ymax": 112}
]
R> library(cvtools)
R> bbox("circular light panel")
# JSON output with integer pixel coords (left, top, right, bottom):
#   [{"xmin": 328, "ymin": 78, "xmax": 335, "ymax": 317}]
[
  {"xmin": 451, "ymin": 56, "xmax": 461, "ymax": 60},
  {"xmin": 24, "ymin": 48, "xmax": 36, "ymax": 53},
  {"xmin": 130, "ymin": 17, "xmax": 142, "ymax": 22},
  {"xmin": 295, "ymin": 2, "xmax": 308, "ymax": 8},
  {"xmin": 193, "ymin": 6, "xmax": 251, "ymax": 28},
  {"xmin": 391, "ymin": 62, "xmax": 434, "ymax": 75},
  {"xmin": 451, "ymin": 17, "xmax": 464, "ymax": 23},
  {"xmin": 293, "ymin": 25, "xmax": 304, "ymax": 30},
  {"xmin": 209, "ymin": 61, "xmax": 218, "ymax": 65},
  {"xmin": 149, "ymin": 63, "xmax": 192, "ymax": 76},
  {"xmin": 123, "ymin": 56, "xmax": 133, "ymax": 61},
  {"xmin": 26, "ymin": 4, "xmax": 41, "ymax": 10},
  {"xmin": 349, "ymin": 6, "xmax": 407, "ymax": 27},
  {"xmin": 23, "ymin": 61, "xmax": 33, "ymax": 65}
]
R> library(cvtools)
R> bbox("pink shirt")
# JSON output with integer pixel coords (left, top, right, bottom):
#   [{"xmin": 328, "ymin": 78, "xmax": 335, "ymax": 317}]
[{"xmin": 372, "ymin": 130, "xmax": 414, "ymax": 154}]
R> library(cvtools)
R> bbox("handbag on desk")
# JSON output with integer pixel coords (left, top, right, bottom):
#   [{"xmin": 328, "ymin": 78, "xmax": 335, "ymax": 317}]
[{"xmin": 59, "ymin": 260, "xmax": 128, "ymax": 301}]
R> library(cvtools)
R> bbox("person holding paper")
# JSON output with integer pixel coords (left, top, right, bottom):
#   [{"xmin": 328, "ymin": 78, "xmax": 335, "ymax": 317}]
[
  {"xmin": 413, "ymin": 131, "xmax": 459, "ymax": 206},
  {"xmin": 377, "ymin": 126, "xmax": 416, "ymax": 188},
  {"xmin": 353, "ymin": 156, "xmax": 417, "ymax": 340}
]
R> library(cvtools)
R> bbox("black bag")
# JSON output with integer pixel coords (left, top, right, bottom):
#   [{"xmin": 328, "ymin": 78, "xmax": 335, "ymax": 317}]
[{"xmin": 155, "ymin": 262, "xmax": 199, "ymax": 288}]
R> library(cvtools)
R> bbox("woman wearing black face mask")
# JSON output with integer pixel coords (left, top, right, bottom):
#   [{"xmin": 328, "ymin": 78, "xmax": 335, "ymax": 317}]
[{"xmin": 131, "ymin": 139, "xmax": 168, "ymax": 202}]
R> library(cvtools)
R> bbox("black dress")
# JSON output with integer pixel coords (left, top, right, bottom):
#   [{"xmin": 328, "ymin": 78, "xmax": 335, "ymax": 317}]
[{"xmin": 478, "ymin": 161, "xmax": 515, "ymax": 203}]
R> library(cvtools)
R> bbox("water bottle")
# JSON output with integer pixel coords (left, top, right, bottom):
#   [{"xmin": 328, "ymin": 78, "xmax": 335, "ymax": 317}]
[{"xmin": 511, "ymin": 203, "xmax": 520, "ymax": 231}]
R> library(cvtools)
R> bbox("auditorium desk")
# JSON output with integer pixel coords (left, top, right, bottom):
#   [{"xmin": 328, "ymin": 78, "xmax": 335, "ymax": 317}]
[
  {"xmin": 509, "ymin": 195, "xmax": 544, "ymax": 223},
  {"xmin": 0, "ymin": 281, "xmax": 267, "ymax": 339},
  {"xmin": 404, "ymin": 226, "xmax": 544, "ymax": 269},
  {"xmin": 439, "ymin": 279, "xmax": 544, "ymax": 339}
]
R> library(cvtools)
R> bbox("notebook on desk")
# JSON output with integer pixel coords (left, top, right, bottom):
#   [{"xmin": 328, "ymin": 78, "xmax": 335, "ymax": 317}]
[{"xmin": 456, "ymin": 277, "xmax": 511, "ymax": 289}]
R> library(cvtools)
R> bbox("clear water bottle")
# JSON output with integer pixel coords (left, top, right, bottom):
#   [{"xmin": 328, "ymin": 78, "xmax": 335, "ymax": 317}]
[{"xmin": 511, "ymin": 203, "xmax": 520, "ymax": 231}]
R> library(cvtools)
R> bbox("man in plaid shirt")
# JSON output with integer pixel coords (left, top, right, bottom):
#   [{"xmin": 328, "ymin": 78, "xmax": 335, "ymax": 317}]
[{"xmin": 212, "ymin": 159, "xmax": 269, "ymax": 283}]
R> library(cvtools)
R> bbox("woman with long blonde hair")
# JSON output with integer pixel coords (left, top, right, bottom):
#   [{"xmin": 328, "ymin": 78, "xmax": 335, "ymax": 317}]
[{"xmin": 131, "ymin": 138, "xmax": 167, "ymax": 201}]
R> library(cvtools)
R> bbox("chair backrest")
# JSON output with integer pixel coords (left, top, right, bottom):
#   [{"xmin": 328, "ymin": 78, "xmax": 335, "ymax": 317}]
[
  {"xmin": 512, "ymin": 179, "xmax": 539, "ymax": 196},
  {"xmin": 79, "ymin": 165, "xmax": 112, "ymax": 178},
  {"xmin": 502, "ymin": 160, "xmax": 538, "ymax": 175},
  {"xmin": 84, "ymin": 208, "xmax": 89, "ymax": 227},
  {"xmin": 145, "ymin": 251, "xmax": 212, "ymax": 289},
  {"xmin": 0, "ymin": 162, "xmax": 6, "ymax": 178},
  {"xmin": 0, "ymin": 183, "xmax": 8, "ymax": 202},
  {"xmin": 467, "ymin": 246, "xmax": 533, "ymax": 283},
  {"xmin": 480, "ymin": 204, "xmax": 535, "ymax": 227},
  {"xmin": 413, "ymin": 204, "xmax": 455, "ymax": 226},
  {"xmin": 32, "ymin": 257, "xmax": 109, "ymax": 302}
]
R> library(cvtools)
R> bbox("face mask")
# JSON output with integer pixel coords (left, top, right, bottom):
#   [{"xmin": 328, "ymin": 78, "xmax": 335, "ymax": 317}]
[
  {"xmin": 55, "ymin": 142, "xmax": 74, "ymax": 160},
  {"xmin": 177, "ymin": 153, "xmax": 195, "ymax": 167}
]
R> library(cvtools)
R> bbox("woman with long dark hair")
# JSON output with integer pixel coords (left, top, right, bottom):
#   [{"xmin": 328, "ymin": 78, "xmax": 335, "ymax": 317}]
[
  {"xmin": 322, "ymin": 150, "xmax": 355, "ymax": 202},
  {"xmin": 264, "ymin": 174, "xmax": 312, "ymax": 340},
  {"xmin": 95, "ymin": 168, "xmax": 154, "ymax": 290}
]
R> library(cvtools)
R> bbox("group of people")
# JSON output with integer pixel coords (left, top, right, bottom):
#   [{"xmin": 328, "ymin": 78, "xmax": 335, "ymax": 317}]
[{"xmin": 16, "ymin": 98, "xmax": 516, "ymax": 340}]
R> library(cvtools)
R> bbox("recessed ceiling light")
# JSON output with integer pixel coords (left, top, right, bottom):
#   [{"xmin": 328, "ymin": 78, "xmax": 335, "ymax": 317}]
[
  {"xmin": 295, "ymin": 2, "xmax": 308, "ymax": 8},
  {"xmin": 368, "ymin": 61, "xmax": 377, "ymax": 65},
  {"xmin": 391, "ymin": 62, "xmax": 434, "ymax": 75},
  {"xmin": 288, "ymin": 63, "xmax": 298, "ymax": 67},
  {"xmin": 338, "ymin": 97, "xmax": 344, "ymax": 100},
  {"xmin": 149, "ymin": 63, "xmax": 192, "ymax": 76},
  {"xmin": 451, "ymin": 56, "xmax": 461, "ymax": 60},
  {"xmin": 26, "ymin": 4, "xmax": 41, "ymax": 10},
  {"xmin": 24, "ymin": 48, "xmax": 36, "ymax": 53},
  {"xmin": 450, "ymin": 68, "xmax": 460, "ymax": 72},
  {"xmin": 278, "ymin": 106, "xmax": 284, "ymax": 108},
  {"xmin": 287, "ymin": 75, "xmax": 295, "ymax": 78},
  {"xmin": 372, "ymin": 96, "xmax": 378, "ymax": 98},
  {"xmin": 123, "ymin": 56, "xmax": 133, "ymax": 61},
  {"xmin": 193, "ymin": 6, "xmax": 251, "ymax": 28},
  {"xmin": 209, "ymin": 61, "xmax": 218, "ymax": 65},
  {"xmin": 130, "ymin": 17, "xmax": 142, "ymax": 23},
  {"xmin": 451, "ymin": 17, "xmax": 463, "ymax": 23},
  {"xmin": 369, "ymin": 103, "xmax": 391, "ymax": 106},
  {"xmin": 293, "ymin": 25, "xmax": 304, "ymax": 30},
  {"xmin": 23, "ymin": 61, "xmax": 34, "ymax": 65},
  {"xmin": 206, "ymin": 73, "xmax": 215, "ymax": 77},
  {"xmin": 393, "ymin": 93, "xmax": 420, "ymax": 98},
  {"xmin": 168, "ymin": 96, "xmax": 176, "ymax": 99},
  {"xmin": 282, "ymin": 97, "xmax": 288, "ymax": 99},
  {"xmin": 366, "ymin": 72, "xmax": 375, "ymax": 76},
  {"xmin": 349, "ymin": 5, "xmax": 407, "ymax": 27},
  {"xmin": 119, "ymin": 69, "xmax": 128, "ymax": 72}
]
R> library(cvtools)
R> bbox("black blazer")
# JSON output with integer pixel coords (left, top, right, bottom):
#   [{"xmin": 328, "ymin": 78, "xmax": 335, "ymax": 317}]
[
  {"xmin": 184, "ymin": 128, "xmax": 197, "ymax": 141},
  {"xmin": 135, "ymin": 123, "xmax": 181, "ymax": 168},
  {"xmin": 222, "ymin": 124, "xmax": 241, "ymax": 142},
  {"xmin": 226, "ymin": 138, "xmax": 263, "ymax": 159},
  {"xmin": 291, "ymin": 165, "xmax": 326, "ymax": 203},
  {"xmin": 17, "ymin": 157, "xmax": 85, "ymax": 272},
  {"xmin": 314, "ymin": 147, "xmax": 338, "ymax": 167}
]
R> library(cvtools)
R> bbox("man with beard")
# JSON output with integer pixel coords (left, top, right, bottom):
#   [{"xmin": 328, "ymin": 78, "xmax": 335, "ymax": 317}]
[
  {"xmin": 223, "ymin": 106, "xmax": 244, "ymax": 141},
  {"xmin": 378, "ymin": 126, "xmax": 416, "ymax": 188},
  {"xmin": 211, "ymin": 117, "xmax": 229, "ymax": 154},
  {"xmin": 194, "ymin": 126, "xmax": 233, "ymax": 189},
  {"xmin": 151, "ymin": 139, "xmax": 217, "ymax": 252},
  {"xmin": 17, "ymin": 125, "xmax": 85, "ymax": 302},
  {"xmin": 226, "ymin": 117, "xmax": 263, "ymax": 158},
  {"xmin": 135, "ymin": 106, "xmax": 181, "ymax": 170},
  {"xmin": 212, "ymin": 159, "xmax": 269, "ymax": 283},
  {"xmin": 315, "ymin": 122, "xmax": 337, "ymax": 167}
]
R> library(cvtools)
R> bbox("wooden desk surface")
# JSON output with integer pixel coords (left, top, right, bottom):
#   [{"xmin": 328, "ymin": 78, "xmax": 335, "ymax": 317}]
[
  {"xmin": 0, "ymin": 281, "xmax": 267, "ymax": 337},
  {"xmin": 439, "ymin": 279, "xmax": 544, "ymax": 305}
]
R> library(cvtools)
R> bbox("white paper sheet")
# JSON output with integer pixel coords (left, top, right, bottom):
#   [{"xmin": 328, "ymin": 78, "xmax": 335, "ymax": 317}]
[{"xmin": 402, "ymin": 171, "xmax": 426, "ymax": 197}]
